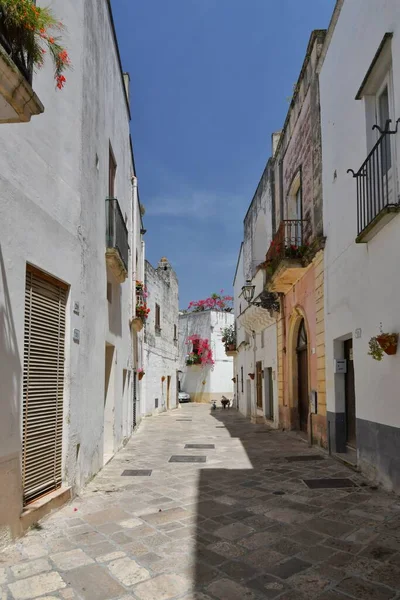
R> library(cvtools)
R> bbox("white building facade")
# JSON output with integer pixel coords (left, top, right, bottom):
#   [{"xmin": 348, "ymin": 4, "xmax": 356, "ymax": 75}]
[
  {"xmin": 0, "ymin": 0, "xmax": 144, "ymax": 545},
  {"xmin": 233, "ymin": 157, "xmax": 279, "ymax": 425},
  {"xmin": 142, "ymin": 258, "xmax": 179, "ymax": 415},
  {"xmin": 179, "ymin": 311, "xmax": 234, "ymax": 405},
  {"xmin": 320, "ymin": 0, "xmax": 400, "ymax": 489}
]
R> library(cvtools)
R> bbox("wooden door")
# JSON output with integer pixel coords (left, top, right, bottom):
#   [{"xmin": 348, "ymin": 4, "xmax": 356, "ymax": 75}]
[
  {"xmin": 167, "ymin": 375, "xmax": 171, "ymax": 409},
  {"xmin": 296, "ymin": 321, "xmax": 309, "ymax": 433},
  {"xmin": 344, "ymin": 339, "xmax": 356, "ymax": 447},
  {"xmin": 265, "ymin": 367, "xmax": 274, "ymax": 419},
  {"xmin": 256, "ymin": 361, "xmax": 263, "ymax": 409}
]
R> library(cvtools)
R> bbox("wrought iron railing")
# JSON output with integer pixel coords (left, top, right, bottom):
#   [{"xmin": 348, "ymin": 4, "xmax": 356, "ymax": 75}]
[
  {"xmin": 106, "ymin": 198, "xmax": 129, "ymax": 271},
  {"xmin": 0, "ymin": 7, "xmax": 33, "ymax": 83},
  {"xmin": 265, "ymin": 219, "xmax": 307, "ymax": 265},
  {"xmin": 348, "ymin": 120, "xmax": 400, "ymax": 238}
]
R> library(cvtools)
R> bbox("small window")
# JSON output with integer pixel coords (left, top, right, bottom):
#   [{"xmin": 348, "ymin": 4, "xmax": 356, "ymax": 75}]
[
  {"xmin": 155, "ymin": 303, "xmax": 161, "ymax": 331},
  {"xmin": 261, "ymin": 330, "xmax": 265, "ymax": 349},
  {"xmin": 241, "ymin": 366, "xmax": 244, "ymax": 393},
  {"xmin": 173, "ymin": 324, "xmax": 177, "ymax": 342},
  {"xmin": 109, "ymin": 144, "xmax": 117, "ymax": 197}
]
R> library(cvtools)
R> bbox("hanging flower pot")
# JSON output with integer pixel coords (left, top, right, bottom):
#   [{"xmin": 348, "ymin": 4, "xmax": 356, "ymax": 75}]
[
  {"xmin": 138, "ymin": 370, "xmax": 145, "ymax": 381},
  {"xmin": 377, "ymin": 333, "xmax": 398, "ymax": 356},
  {"xmin": 161, "ymin": 376, "xmax": 166, "ymax": 382},
  {"xmin": 248, "ymin": 373, "xmax": 255, "ymax": 380},
  {"xmin": 130, "ymin": 317, "xmax": 143, "ymax": 333}
]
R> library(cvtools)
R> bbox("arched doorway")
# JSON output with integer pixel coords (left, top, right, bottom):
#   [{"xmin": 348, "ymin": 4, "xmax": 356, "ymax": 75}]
[{"xmin": 296, "ymin": 319, "xmax": 309, "ymax": 433}]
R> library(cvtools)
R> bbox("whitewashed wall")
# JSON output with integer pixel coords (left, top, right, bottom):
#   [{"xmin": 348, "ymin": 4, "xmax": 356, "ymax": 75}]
[
  {"xmin": 0, "ymin": 0, "xmax": 139, "ymax": 543},
  {"xmin": 142, "ymin": 260, "xmax": 179, "ymax": 415},
  {"xmin": 320, "ymin": 0, "xmax": 400, "ymax": 489},
  {"xmin": 179, "ymin": 311, "xmax": 234, "ymax": 403}
]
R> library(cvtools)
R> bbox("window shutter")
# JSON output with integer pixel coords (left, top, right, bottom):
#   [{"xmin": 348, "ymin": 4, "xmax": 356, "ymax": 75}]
[{"xmin": 22, "ymin": 266, "xmax": 67, "ymax": 504}]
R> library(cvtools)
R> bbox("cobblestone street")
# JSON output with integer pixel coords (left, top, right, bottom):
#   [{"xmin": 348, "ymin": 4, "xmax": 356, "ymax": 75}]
[{"xmin": 2, "ymin": 405, "xmax": 400, "ymax": 599}]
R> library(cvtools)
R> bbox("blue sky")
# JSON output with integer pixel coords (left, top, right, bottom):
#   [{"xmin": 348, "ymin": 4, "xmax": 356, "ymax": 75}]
[{"xmin": 111, "ymin": 0, "xmax": 335, "ymax": 309}]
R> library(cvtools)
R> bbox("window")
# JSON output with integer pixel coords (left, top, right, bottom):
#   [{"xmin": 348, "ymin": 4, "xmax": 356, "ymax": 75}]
[
  {"xmin": 261, "ymin": 330, "xmax": 265, "ymax": 349},
  {"xmin": 173, "ymin": 324, "xmax": 177, "ymax": 342},
  {"xmin": 155, "ymin": 303, "xmax": 161, "ymax": 331},
  {"xmin": 352, "ymin": 33, "xmax": 399, "ymax": 241},
  {"xmin": 109, "ymin": 145, "xmax": 117, "ymax": 197},
  {"xmin": 241, "ymin": 366, "xmax": 244, "ymax": 393}
]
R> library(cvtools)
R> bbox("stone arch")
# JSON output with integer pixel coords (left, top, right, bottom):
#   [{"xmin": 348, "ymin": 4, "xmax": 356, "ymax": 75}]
[{"xmin": 287, "ymin": 306, "xmax": 311, "ymax": 431}]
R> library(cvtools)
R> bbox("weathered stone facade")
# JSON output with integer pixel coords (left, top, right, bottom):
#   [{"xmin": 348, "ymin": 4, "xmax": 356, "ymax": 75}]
[{"xmin": 143, "ymin": 259, "xmax": 179, "ymax": 415}]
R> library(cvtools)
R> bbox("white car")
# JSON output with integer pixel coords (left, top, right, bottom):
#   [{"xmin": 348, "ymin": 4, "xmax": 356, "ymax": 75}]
[{"xmin": 178, "ymin": 391, "xmax": 191, "ymax": 403}]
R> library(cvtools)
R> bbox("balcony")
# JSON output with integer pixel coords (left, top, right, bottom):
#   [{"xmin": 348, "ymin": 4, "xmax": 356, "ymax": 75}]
[
  {"xmin": 263, "ymin": 219, "xmax": 308, "ymax": 293},
  {"xmin": 348, "ymin": 121, "xmax": 400, "ymax": 243},
  {"xmin": 105, "ymin": 198, "xmax": 129, "ymax": 283},
  {"xmin": 0, "ymin": 27, "xmax": 43, "ymax": 123}
]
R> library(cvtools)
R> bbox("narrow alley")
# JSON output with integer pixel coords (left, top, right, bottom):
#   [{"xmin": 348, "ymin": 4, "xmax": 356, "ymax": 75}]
[{"xmin": 2, "ymin": 405, "xmax": 400, "ymax": 600}]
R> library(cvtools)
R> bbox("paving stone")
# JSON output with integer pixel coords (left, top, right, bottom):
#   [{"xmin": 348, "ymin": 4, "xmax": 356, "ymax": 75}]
[
  {"xmin": 243, "ymin": 548, "xmax": 285, "ymax": 570},
  {"xmin": 21, "ymin": 544, "xmax": 49, "ymax": 559},
  {"xmin": 84, "ymin": 508, "xmax": 130, "ymax": 526},
  {"xmin": 298, "ymin": 544, "xmax": 337, "ymax": 563},
  {"xmin": 84, "ymin": 541, "xmax": 117, "ymax": 559},
  {"xmin": 108, "ymin": 556, "xmax": 150, "ymax": 586},
  {"xmin": 306, "ymin": 517, "xmax": 355, "ymax": 537},
  {"xmin": 287, "ymin": 570, "xmax": 330, "ymax": 598},
  {"xmin": 51, "ymin": 549, "xmax": 94, "ymax": 571},
  {"xmin": 266, "ymin": 557, "xmax": 312, "ymax": 579},
  {"xmin": 8, "ymin": 571, "xmax": 66, "ymax": 599},
  {"xmin": 137, "ymin": 553, "xmax": 162, "ymax": 568},
  {"xmin": 142, "ymin": 507, "xmax": 189, "ymax": 525},
  {"xmin": 64, "ymin": 564, "xmax": 125, "ymax": 600},
  {"xmin": 134, "ymin": 573, "xmax": 191, "ymax": 600},
  {"xmin": 208, "ymin": 540, "xmax": 247, "ymax": 559},
  {"xmin": 0, "ymin": 569, "xmax": 6, "ymax": 585},
  {"xmin": 214, "ymin": 522, "xmax": 254, "ymax": 541},
  {"xmin": 118, "ymin": 518, "xmax": 143, "ymax": 529},
  {"xmin": 96, "ymin": 551, "xmax": 126, "ymax": 563},
  {"xmin": 372, "ymin": 562, "xmax": 400, "ymax": 589},
  {"xmin": 336, "ymin": 575, "xmax": 397, "ymax": 599},
  {"xmin": 207, "ymin": 578, "xmax": 259, "ymax": 600},
  {"xmin": 11, "ymin": 558, "xmax": 52, "ymax": 579},
  {"xmin": 218, "ymin": 560, "xmax": 260, "ymax": 583}
]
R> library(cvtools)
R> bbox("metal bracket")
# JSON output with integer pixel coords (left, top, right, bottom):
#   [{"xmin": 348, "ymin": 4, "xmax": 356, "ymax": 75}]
[
  {"xmin": 372, "ymin": 118, "xmax": 400, "ymax": 136},
  {"xmin": 252, "ymin": 291, "xmax": 280, "ymax": 313}
]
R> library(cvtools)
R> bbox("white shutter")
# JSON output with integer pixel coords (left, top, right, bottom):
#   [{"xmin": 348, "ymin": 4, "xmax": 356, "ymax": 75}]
[{"xmin": 22, "ymin": 266, "xmax": 67, "ymax": 504}]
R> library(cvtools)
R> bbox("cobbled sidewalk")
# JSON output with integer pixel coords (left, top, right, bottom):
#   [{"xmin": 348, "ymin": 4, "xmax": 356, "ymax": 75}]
[{"xmin": 2, "ymin": 404, "xmax": 400, "ymax": 599}]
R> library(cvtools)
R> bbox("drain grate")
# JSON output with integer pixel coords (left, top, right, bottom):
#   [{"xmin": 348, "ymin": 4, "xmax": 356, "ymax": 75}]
[
  {"xmin": 285, "ymin": 455, "xmax": 324, "ymax": 462},
  {"xmin": 121, "ymin": 469, "xmax": 152, "ymax": 476},
  {"xmin": 185, "ymin": 444, "xmax": 215, "ymax": 449},
  {"xmin": 303, "ymin": 478, "xmax": 358, "ymax": 489},
  {"xmin": 176, "ymin": 419, "xmax": 192, "ymax": 422},
  {"xmin": 273, "ymin": 491, "xmax": 285, "ymax": 495},
  {"xmin": 169, "ymin": 455, "xmax": 206, "ymax": 463}
]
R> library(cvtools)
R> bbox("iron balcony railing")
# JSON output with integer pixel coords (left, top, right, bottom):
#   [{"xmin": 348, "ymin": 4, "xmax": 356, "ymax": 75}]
[
  {"xmin": 106, "ymin": 198, "xmax": 129, "ymax": 271},
  {"xmin": 348, "ymin": 120, "xmax": 400, "ymax": 238},
  {"xmin": 265, "ymin": 219, "xmax": 307, "ymax": 265},
  {"xmin": 0, "ymin": 6, "xmax": 33, "ymax": 83}
]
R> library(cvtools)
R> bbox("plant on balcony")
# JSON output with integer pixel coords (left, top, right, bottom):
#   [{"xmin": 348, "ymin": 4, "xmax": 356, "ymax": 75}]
[
  {"xmin": 0, "ymin": 0, "xmax": 71, "ymax": 88},
  {"xmin": 137, "ymin": 368, "xmax": 145, "ymax": 381},
  {"xmin": 221, "ymin": 325, "xmax": 236, "ymax": 351},
  {"xmin": 187, "ymin": 290, "xmax": 233, "ymax": 313},
  {"xmin": 368, "ymin": 325, "xmax": 398, "ymax": 361},
  {"xmin": 136, "ymin": 303, "xmax": 150, "ymax": 322},
  {"xmin": 185, "ymin": 334, "xmax": 214, "ymax": 367}
]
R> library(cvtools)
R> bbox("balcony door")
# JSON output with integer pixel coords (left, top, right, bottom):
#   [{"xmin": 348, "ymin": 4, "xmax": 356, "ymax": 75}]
[
  {"xmin": 296, "ymin": 320, "xmax": 309, "ymax": 433},
  {"xmin": 287, "ymin": 176, "xmax": 303, "ymax": 246},
  {"xmin": 376, "ymin": 76, "xmax": 396, "ymax": 205}
]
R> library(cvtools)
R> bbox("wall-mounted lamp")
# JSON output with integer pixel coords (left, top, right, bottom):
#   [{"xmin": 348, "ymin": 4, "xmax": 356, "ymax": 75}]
[{"xmin": 241, "ymin": 280, "xmax": 280, "ymax": 313}]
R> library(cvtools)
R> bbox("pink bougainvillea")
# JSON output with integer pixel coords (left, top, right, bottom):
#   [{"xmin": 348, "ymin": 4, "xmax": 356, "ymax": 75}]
[
  {"xmin": 187, "ymin": 290, "xmax": 233, "ymax": 313},
  {"xmin": 186, "ymin": 334, "xmax": 214, "ymax": 367}
]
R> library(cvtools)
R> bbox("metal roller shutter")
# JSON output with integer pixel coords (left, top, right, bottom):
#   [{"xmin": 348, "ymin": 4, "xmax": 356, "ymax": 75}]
[{"xmin": 22, "ymin": 266, "xmax": 67, "ymax": 504}]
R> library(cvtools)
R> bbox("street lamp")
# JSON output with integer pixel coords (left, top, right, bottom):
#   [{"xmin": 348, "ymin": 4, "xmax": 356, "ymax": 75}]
[
  {"xmin": 241, "ymin": 280, "xmax": 280, "ymax": 313},
  {"xmin": 242, "ymin": 280, "xmax": 256, "ymax": 303}
]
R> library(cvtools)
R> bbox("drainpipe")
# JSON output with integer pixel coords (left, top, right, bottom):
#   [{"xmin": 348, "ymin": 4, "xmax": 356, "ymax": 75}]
[{"xmin": 131, "ymin": 175, "xmax": 138, "ymax": 320}]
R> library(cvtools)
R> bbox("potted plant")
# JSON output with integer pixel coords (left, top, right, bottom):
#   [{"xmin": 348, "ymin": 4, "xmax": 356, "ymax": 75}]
[
  {"xmin": 369, "ymin": 325, "xmax": 398, "ymax": 360},
  {"xmin": 138, "ymin": 368, "xmax": 145, "ymax": 381},
  {"xmin": 0, "ymin": 0, "xmax": 71, "ymax": 88},
  {"xmin": 248, "ymin": 373, "xmax": 255, "ymax": 380},
  {"xmin": 221, "ymin": 325, "xmax": 236, "ymax": 353}
]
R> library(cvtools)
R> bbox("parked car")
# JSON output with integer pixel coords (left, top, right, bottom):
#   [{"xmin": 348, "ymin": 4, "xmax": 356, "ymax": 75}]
[{"xmin": 178, "ymin": 391, "xmax": 191, "ymax": 403}]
